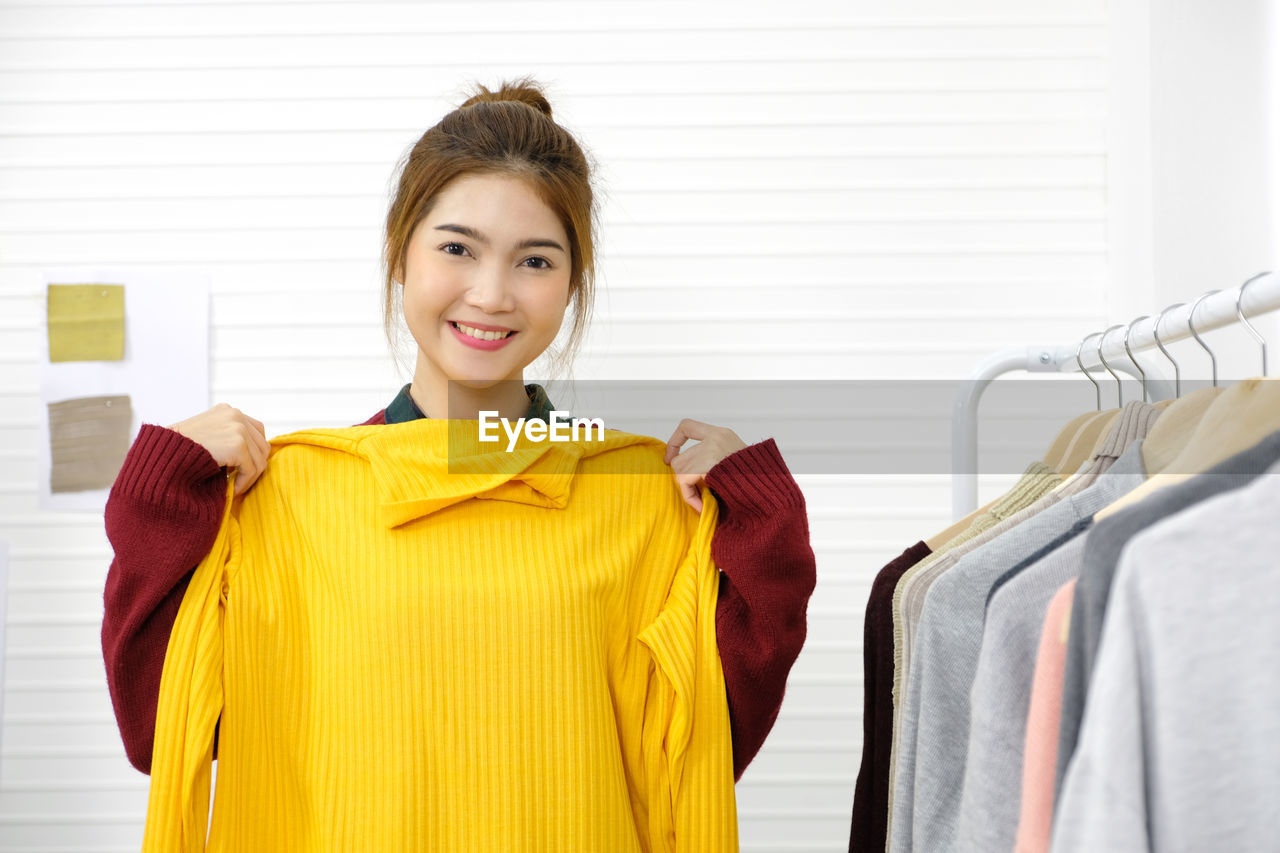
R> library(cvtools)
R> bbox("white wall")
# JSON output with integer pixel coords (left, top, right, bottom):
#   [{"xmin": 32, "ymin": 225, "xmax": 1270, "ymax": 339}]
[
  {"xmin": 1109, "ymin": 0, "xmax": 1280, "ymax": 383},
  {"xmin": 3, "ymin": 1, "xmax": 1269, "ymax": 850}
]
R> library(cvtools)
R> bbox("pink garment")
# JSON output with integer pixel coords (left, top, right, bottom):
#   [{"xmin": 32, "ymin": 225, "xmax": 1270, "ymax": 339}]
[{"xmin": 1014, "ymin": 578, "xmax": 1076, "ymax": 853}]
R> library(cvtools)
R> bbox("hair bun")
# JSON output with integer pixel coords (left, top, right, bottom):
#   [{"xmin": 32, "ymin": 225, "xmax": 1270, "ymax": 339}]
[{"xmin": 460, "ymin": 77, "xmax": 553, "ymax": 117}]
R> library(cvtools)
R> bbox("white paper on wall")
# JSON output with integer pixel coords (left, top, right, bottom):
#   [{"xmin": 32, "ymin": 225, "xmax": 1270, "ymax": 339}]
[{"xmin": 37, "ymin": 268, "xmax": 211, "ymax": 512}]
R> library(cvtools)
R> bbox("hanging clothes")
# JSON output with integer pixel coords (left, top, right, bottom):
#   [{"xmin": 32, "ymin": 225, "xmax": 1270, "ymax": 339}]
[
  {"xmin": 1054, "ymin": 428, "xmax": 1280, "ymax": 795},
  {"xmin": 850, "ymin": 541, "xmax": 931, "ymax": 853},
  {"xmin": 1050, "ymin": 456, "xmax": 1280, "ymax": 851},
  {"xmin": 892, "ymin": 398, "xmax": 1153, "ymax": 748},
  {"xmin": 883, "ymin": 401, "xmax": 1147, "ymax": 846},
  {"xmin": 939, "ymin": 461, "xmax": 1062, "ymax": 551},
  {"xmin": 1014, "ymin": 578, "xmax": 1077, "ymax": 853},
  {"xmin": 888, "ymin": 402, "xmax": 1156, "ymax": 853},
  {"xmin": 954, "ymin": 518, "xmax": 1091, "ymax": 852},
  {"xmin": 859, "ymin": 279, "xmax": 1280, "ymax": 853},
  {"xmin": 884, "ymin": 462, "xmax": 1063, "ymax": 830}
]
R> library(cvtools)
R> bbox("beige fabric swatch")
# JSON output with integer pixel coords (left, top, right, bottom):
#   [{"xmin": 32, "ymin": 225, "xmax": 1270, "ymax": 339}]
[
  {"xmin": 48, "ymin": 395, "xmax": 133, "ymax": 492},
  {"xmin": 47, "ymin": 283, "xmax": 126, "ymax": 362}
]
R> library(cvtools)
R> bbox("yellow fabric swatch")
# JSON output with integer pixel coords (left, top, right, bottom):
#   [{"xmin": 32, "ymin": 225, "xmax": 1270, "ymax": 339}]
[
  {"xmin": 143, "ymin": 418, "xmax": 739, "ymax": 852},
  {"xmin": 47, "ymin": 283, "xmax": 125, "ymax": 362}
]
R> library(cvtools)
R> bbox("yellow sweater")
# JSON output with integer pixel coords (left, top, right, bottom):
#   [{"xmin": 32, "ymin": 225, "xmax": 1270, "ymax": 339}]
[{"xmin": 142, "ymin": 418, "xmax": 738, "ymax": 852}]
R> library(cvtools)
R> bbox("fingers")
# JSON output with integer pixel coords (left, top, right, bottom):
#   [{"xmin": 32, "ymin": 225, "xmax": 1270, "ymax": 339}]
[
  {"xmin": 171, "ymin": 403, "xmax": 272, "ymax": 496},
  {"xmin": 231, "ymin": 441, "xmax": 266, "ymax": 497},
  {"xmin": 664, "ymin": 418, "xmax": 713, "ymax": 464},
  {"xmin": 215, "ymin": 408, "xmax": 267, "ymax": 496},
  {"xmin": 231, "ymin": 465, "xmax": 249, "ymax": 497},
  {"xmin": 677, "ymin": 475, "xmax": 703, "ymax": 513},
  {"xmin": 239, "ymin": 431, "xmax": 267, "ymax": 487},
  {"xmin": 244, "ymin": 418, "xmax": 270, "ymax": 470},
  {"xmin": 668, "ymin": 440, "xmax": 711, "ymax": 475},
  {"xmin": 232, "ymin": 464, "xmax": 264, "ymax": 497},
  {"xmin": 233, "ymin": 416, "xmax": 269, "ymax": 496}
]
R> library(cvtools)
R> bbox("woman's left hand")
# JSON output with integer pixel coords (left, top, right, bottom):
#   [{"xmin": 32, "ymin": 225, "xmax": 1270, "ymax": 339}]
[{"xmin": 663, "ymin": 418, "xmax": 749, "ymax": 512}]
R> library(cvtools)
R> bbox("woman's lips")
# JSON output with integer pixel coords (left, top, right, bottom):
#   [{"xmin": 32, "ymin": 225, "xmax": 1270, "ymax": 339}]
[{"xmin": 448, "ymin": 320, "xmax": 518, "ymax": 351}]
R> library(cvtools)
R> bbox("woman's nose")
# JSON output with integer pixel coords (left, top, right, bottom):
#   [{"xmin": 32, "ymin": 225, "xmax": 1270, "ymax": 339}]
[{"xmin": 465, "ymin": 263, "xmax": 516, "ymax": 313}]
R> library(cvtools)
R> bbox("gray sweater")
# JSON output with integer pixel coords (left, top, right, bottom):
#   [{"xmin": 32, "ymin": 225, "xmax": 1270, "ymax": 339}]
[
  {"xmin": 1050, "ymin": 457, "xmax": 1280, "ymax": 852},
  {"xmin": 954, "ymin": 522, "xmax": 1091, "ymax": 852},
  {"xmin": 1054, "ymin": 429, "xmax": 1280, "ymax": 797},
  {"xmin": 889, "ymin": 440, "xmax": 1148, "ymax": 853}
]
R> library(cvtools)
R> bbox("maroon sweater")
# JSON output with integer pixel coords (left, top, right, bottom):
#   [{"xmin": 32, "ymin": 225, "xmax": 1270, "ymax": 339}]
[
  {"xmin": 850, "ymin": 541, "xmax": 932, "ymax": 853},
  {"xmin": 101, "ymin": 413, "xmax": 816, "ymax": 782}
]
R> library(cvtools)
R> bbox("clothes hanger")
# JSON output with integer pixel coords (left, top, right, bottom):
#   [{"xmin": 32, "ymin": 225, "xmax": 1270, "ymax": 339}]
[
  {"xmin": 1046, "ymin": 335, "xmax": 1108, "ymax": 482},
  {"xmin": 1056, "ymin": 326, "xmax": 1124, "ymax": 477},
  {"xmin": 1132, "ymin": 293, "xmax": 1227, "ymax": 477},
  {"xmin": 1238, "ymin": 272, "xmax": 1269, "ymax": 375},
  {"xmin": 1042, "ymin": 411, "xmax": 1100, "ymax": 474},
  {"xmin": 1049, "ymin": 333, "xmax": 1121, "ymax": 491},
  {"xmin": 1164, "ymin": 271, "xmax": 1280, "ymax": 465},
  {"xmin": 1123, "ymin": 315, "xmax": 1175, "ymax": 413},
  {"xmin": 1098, "ymin": 273, "xmax": 1279, "ymax": 519},
  {"xmin": 1153, "ymin": 301, "xmax": 1184, "ymax": 399},
  {"xmin": 1098, "ymin": 323, "xmax": 1127, "ymax": 408},
  {"xmin": 1125, "ymin": 315, "xmax": 1151, "ymax": 403},
  {"xmin": 1039, "ymin": 335, "xmax": 1105, "ymax": 472},
  {"xmin": 1193, "ymin": 289, "xmax": 1222, "ymax": 388}
]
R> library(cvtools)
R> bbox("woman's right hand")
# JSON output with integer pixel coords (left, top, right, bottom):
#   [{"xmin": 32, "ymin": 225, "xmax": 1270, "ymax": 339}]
[{"xmin": 169, "ymin": 403, "xmax": 270, "ymax": 496}]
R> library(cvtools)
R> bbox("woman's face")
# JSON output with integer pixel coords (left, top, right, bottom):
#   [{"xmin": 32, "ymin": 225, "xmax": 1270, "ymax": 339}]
[{"xmin": 399, "ymin": 172, "xmax": 572, "ymax": 390}]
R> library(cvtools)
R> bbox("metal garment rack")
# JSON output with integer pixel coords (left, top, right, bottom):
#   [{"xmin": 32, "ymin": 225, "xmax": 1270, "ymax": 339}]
[{"xmin": 951, "ymin": 271, "xmax": 1280, "ymax": 519}]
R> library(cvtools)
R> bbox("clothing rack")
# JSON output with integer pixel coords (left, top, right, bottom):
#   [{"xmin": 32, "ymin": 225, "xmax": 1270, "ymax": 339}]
[{"xmin": 951, "ymin": 271, "xmax": 1280, "ymax": 519}]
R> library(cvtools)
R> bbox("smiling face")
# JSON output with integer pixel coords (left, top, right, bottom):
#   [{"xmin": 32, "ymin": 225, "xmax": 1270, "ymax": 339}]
[{"xmin": 398, "ymin": 172, "xmax": 573, "ymax": 396}]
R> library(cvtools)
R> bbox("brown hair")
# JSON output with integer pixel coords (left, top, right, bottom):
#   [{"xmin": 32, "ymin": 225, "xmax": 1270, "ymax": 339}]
[{"xmin": 382, "ymin": 77, "xmax": 597, "ymax": 379}]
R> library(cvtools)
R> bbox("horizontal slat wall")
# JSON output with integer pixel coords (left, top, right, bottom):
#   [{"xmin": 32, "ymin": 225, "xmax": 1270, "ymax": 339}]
[{"xmin": 0, "ymin": 2, "xmax": 1112, "ymax": 850}]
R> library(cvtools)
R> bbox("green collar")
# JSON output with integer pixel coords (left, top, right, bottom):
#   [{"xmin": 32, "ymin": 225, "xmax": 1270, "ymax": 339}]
[{"xmin": 383, "ymin": 383, "xmax": 556, "ymax": 425}]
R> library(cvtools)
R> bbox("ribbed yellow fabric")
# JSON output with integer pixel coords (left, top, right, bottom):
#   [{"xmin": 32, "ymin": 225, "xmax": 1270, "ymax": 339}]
[{"xmin": 142, "ymin": 418, "xmax": 738, "ymax": 852}]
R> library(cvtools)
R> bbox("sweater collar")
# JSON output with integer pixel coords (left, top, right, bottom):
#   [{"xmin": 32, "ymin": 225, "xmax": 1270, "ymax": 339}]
[
  {"xmin": 270, "ymin": 418, "xmax": 661, "ymax": 528},
  {"xmin": 383, "ymin": 382, "xmax": 556, "ymax": 425}
]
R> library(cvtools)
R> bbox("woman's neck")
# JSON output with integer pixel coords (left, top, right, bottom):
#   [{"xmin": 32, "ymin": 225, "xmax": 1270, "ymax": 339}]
[{"xmin": 408, "ymin": 373, "xmax": 530, "ymax": 421}]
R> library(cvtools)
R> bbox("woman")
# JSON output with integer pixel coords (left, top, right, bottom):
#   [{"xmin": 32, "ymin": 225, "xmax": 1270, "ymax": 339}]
[{"xmin": 101, "ymin": 78, "xmax": 815, "ymax": 850}]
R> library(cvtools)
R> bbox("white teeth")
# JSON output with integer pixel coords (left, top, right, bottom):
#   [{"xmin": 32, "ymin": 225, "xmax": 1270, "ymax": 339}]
[{"xmin": 454, "ymin": 322, "xmax": 512, "ymax": 341}]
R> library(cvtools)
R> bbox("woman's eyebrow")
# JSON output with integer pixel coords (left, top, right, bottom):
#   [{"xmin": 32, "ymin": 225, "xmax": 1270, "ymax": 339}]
[
  {"xmin": 515, "ymin": 237, "xmax": 566, "ymax": 252},
  {"xmin": 434, "ymin": 223, "xmax": 564, "ymax": 253}
]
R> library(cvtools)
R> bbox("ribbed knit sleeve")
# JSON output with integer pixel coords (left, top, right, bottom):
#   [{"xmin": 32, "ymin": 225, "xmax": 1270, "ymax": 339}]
[
  {"xmin": 705, "ymin": 438, "xmax": 806, "ymax": 519},
  {"xmin": 703, "ymin": 437, "xmax": 816, "ymax": 780},
  {"xmin": 636, "ymin": 484, "xmax": 739, "ymax": 851},
  {"xmin": 142, "ymin": 476, "xmax": 237, "ymax": 853},
  {"xmin": 102, "ymin": 423, "xmax": 226, "ymax": 774}
]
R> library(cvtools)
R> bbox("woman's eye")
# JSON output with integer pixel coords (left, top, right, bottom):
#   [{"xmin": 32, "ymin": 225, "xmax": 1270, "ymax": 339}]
[
  {"xmin": 440, "ymin": 242, "xmax": 469, "ymax": 256},
  {"xmin": 522, "ymin": 256, "xmax": 551, "ymax": 270}
]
